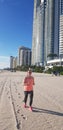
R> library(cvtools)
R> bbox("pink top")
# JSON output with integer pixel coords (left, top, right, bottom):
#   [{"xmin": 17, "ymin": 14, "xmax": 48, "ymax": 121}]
[{"xmin": 24, "ymin": 76, "xmax": 35, "ymax": 91}]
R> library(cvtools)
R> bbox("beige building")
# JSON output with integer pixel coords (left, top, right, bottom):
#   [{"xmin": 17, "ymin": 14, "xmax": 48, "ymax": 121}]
[
  {"xmin": 18, "ymin": 46, "xmax": 31, "ymax": 66},
  {"xmin": 10, "ymin": 56, "xmax": 17, "ymax": 69}
]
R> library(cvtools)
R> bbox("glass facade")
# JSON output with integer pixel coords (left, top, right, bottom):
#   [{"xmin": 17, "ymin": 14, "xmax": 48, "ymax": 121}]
[
  {"xmin": 60, "ymin": 0, "xmax": 63, "ymax": 15},
  {"xmin": 32, "ymin": 0, "xmax": 60, "ymax": 66},
  {"xmin": 59, "ymin": 0, "xmax": 63, "ymax": 58},
  {"xmin": 32, "ymin": 0, "xmax": 45, "ymax": 65}
]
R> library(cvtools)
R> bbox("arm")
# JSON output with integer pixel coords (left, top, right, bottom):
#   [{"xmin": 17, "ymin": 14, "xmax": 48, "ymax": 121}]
[
  {"xmin": 24, "ymin": 77, "xmax": 27, "ymax": 86},
  {"xmin": 33, "ymin": 77, "xmax": 35, "ymax": 85}
]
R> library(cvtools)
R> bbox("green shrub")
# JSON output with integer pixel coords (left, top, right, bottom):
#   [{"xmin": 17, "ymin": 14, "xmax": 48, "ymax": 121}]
[{"xmin": 60, "ymin": 71, "xmax": 63, "ymax": 75}]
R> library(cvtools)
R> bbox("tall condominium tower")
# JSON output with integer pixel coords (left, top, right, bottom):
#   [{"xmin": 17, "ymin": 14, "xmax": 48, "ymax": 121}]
[
  {"xmin": 32, "ymin": 0, "xmax": 60, "ymax": 66},
  {"xmin": 44, "ymin": 0, "xmax": 59, "ymax": 63},
  {"xmin": 10, "ymin": 56, "xmax": 14, "ymax": 69},
  {"xmin": 32, "ymin": 0, "xmax": 44, "ymax": 66},
  {"xmin": 59, "ymin": 0, "xmax": 63, "ymax": 58},
  {"xmin": 10, "ymin": 56, "xmax": 17, "ymax": 69},
  {"xmin": 18, "ymin": 46, "xmax": 31, "ymax": 66},
  {"xmin": 44, "ymin": 0, "xmax": 55, "ymax": 61}
]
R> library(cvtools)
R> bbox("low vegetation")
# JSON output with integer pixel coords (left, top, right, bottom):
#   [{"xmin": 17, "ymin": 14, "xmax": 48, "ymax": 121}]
[{"xmin": 11, "ymin": 65, "xmax": 63, "ymax": 75}]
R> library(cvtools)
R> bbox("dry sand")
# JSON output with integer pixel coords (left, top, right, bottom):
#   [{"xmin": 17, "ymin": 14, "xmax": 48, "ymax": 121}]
[{"xmin": 0, "ymin": 71, "xmax": 63, "ymax": 130}]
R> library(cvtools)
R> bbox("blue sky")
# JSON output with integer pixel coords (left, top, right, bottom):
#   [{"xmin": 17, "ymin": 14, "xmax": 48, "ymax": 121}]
[{"xmin": 0, "ymin": 0, "xmax": 34, "ymax": 69}]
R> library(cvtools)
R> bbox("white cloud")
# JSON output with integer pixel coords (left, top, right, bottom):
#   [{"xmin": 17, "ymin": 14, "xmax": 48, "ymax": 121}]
[{"xmin": 0, "ymin": 56, "xmax": 10, "ymax": 69}]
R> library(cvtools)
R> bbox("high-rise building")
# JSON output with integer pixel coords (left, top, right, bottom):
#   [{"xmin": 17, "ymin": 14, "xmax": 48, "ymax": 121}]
[
  {"xmin": 18, "ymin": 46, "xmax": 31, "ymax": 66},
  {"xmin": 10, "ymin": 56, "xmax": 14, "ymax": 69},
  {"xmin": 44, "ymin": 0, "xmax": 59, "ymax": 62},
  {"xmin": 32, "ymin": 0, "xmax": 60, "ymax": 66},
  {"xmin": 59, "ymin": 0, "xmax": 63, "ymax": 58},
  {"xmin": 32, "ymin": 0, "xmax": 44, "ymax": 66},
  {"xmin": 10, "ymin": 56, "xmax": 17, "ymax": 69},
  {"xmin": 54, "ymin": 0, "xmax": 60, "ymax": 57}
]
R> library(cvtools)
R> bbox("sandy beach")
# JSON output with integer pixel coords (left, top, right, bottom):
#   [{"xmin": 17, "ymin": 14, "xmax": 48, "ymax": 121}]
[{"xmin": 0, "ymin": 71, "xmax": 63, "ymax": 130}]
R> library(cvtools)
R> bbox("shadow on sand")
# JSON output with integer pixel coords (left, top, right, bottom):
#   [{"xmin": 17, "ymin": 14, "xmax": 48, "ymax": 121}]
[{"xmin": 32, "ymin": 107, "xmax": 63, "ymax": 117}]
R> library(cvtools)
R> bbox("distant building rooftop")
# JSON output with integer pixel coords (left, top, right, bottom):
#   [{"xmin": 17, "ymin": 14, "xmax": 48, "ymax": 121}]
[{"xmin": 19, "ymin": 46, "xmax": 31, "ymax": 50}]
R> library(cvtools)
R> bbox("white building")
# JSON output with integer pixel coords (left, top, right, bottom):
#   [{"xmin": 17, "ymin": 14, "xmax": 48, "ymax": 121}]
[
  {"xmin": 10, "ymin": 56, "xmax": 17, "ymax": 69},
  {"xmin": 47, "ymin": 58, "xmax": 63, "ymax": 67}
]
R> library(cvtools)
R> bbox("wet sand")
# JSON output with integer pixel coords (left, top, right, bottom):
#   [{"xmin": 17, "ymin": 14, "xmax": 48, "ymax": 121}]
[{"xmin": 0, "ymin": 71, "xmax": 63, "ymax": 130}]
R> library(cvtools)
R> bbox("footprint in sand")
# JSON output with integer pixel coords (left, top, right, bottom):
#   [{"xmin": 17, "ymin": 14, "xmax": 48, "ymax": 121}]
[
  {"xmin": 17, "ymin": 109, "xmax": 20, "ymax": 113},
  {"xmin": 21, "ymin": 114, "xmax": 27, "ymax": 120}
]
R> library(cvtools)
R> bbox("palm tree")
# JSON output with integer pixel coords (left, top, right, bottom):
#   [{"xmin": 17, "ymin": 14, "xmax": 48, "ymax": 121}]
[{"xmin": 47, "ymin": 53, "xmax": 58, "ymax": 59}]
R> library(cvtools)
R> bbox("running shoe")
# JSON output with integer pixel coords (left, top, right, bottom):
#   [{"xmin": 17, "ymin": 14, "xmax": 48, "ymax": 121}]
[
  {"xmin": 29, "ymin": 106, "xmax": 33, "ymax": 111},
  {"xmin": 24, "ymin": 104, "xmax": 26, "ymax": 108}
]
